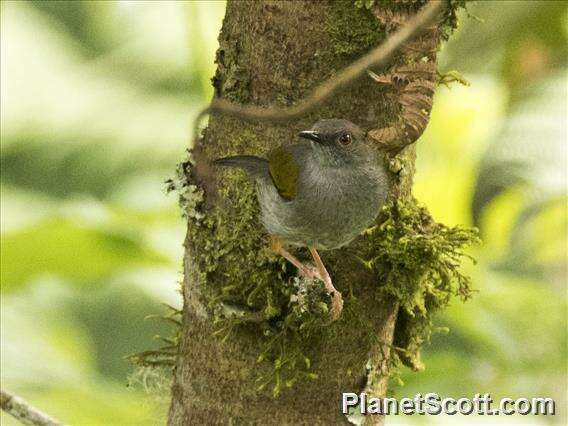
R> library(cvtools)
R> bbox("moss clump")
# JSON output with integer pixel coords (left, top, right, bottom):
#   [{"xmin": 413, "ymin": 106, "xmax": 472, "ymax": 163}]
[
  {"xmin": 128, "ymin": 303, "xmax": 182, "ymax": 368},
  {"xmin": 252, "ymin": 277, "xmax": 332, "ymax": 397},
  {"xmin": 354, "ymin": 0, "xmax": 376, "ymax": 10},
  {"xmin": 213, "ymin": 275, "xmax": 333, "ymax": 398},
  {"xmin": 357, "ymin": 198, "xmax": 480, "ymax": 372}
]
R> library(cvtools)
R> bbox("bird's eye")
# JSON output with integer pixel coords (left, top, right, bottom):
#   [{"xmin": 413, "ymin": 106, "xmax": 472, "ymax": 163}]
[{"xmin": 338, "ymin": 133, "xmax": 352, "ymax": 146}]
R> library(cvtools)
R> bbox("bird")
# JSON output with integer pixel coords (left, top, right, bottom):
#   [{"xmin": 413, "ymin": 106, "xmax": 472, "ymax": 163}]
[{"xmin": 214, "ymin": 119, "xmax": 391, "ymax": 320}]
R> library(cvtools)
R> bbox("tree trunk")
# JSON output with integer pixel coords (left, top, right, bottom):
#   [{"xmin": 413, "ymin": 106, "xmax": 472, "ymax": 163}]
[{"xmin": 169, "ymin": 1, "xmax": 455, "ymax": 424}]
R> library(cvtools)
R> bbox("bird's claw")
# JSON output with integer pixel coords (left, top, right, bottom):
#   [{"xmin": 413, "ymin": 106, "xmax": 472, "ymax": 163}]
[
  {"xmin": 306, "ymin": 265, "xmax": 321, "ymax": 280},
  {"xmin": 305, "ymin": 278, "xmax": 343, "ymax": 321},
  {"xmin": 305, "ymin": 265, "xmax": 343, "ymax": 321},
  {"xmin": 290, "ymin": 257, "xmax": 343, "ymax": 322},
  {"xmin": 328, "ymin": 291, "xmax": 344, "ymax": 321}
]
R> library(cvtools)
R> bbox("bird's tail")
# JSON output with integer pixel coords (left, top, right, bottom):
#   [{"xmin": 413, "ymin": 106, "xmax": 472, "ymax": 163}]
[{"xmin": 213, "ymin": 155, "xmax": 268, "ymax": 177}]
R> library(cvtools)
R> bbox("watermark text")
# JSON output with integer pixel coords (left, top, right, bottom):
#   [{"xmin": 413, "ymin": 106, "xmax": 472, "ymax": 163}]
[{"xmin": 342, "ymin": 393, "xmax": 556, "ymax": 416}]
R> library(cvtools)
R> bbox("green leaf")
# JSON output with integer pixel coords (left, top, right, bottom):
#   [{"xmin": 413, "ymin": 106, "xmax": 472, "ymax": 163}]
[{"xmin": 0, "ymin": 217, "xmax": 168, "ymax": 292}]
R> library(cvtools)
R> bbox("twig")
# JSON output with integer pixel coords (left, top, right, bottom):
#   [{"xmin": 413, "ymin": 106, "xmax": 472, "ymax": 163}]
[
  {"xmin": 192, "ymin": 0, "xmax": 445, "ymax": 136},
  {"xmin": 1, "ymin": 389, "xmax": 62, "ymax": 426}
]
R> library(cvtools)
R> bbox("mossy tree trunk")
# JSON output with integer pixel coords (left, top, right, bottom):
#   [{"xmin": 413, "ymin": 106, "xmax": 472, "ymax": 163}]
[{"xmin": 168, "ymin": 1, "xmax": 459, "ymax": 424}]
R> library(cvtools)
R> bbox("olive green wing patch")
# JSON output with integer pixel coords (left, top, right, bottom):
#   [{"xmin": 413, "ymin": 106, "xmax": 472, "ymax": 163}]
[{"xmin": 267, "ymin": 146, "xmax": 299, "ymax": 201}]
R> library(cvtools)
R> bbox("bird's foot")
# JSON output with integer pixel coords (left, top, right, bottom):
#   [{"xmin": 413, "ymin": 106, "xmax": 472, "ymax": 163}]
[
  {"xmin": 302, "ymin": 265, "xmax": 320, "ymax": 280},
  {"xmin": 297, "ymin": 265, "xmax": 344, "ymax": 321},
  {"xmin": 308, "ymin": 247, "xmax": 343, "ymax": 321},
  {"xmin": 318, "ymin": 272, "xmax": 343, "ymax": 321},
  {"xmin": 271, "ymin": 237, "xmax": 317, "ymax": 279},
  {"xmin": 328, "ymin": 289, "xmax": 344, "ymax": 321},
  {"xmin": 290, "ymin": 263, "xmax": 343, "ymax": 319},
  {"xmin": 271, "ymin": 238, "xmax": 344, "ymax": 321},
  {"xmin": 295, "ymin": 262, "xmax": 320, "ymax": 281}
]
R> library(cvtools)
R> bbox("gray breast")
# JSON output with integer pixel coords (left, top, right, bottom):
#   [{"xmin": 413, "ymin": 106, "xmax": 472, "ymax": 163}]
[{"xmin": 256, "ymin": 160, "xmax": 387, "ymax": 250}]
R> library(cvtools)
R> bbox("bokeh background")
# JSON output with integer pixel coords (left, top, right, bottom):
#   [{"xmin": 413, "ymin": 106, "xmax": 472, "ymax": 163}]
[{"xmin": 1, "ymin": 1, "xmax": 566, "ymax": 425}]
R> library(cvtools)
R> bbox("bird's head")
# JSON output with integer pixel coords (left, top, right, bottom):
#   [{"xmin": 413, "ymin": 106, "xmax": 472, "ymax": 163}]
[{"xmin": 298, "ymin": 119, "xmax": 375, "ymax": 166}]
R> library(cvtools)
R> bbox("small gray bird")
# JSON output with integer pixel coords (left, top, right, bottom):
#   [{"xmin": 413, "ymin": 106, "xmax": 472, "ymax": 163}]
[{"xmin": 214, "ymin": 119, "xmax": 390, "ymax": 320}]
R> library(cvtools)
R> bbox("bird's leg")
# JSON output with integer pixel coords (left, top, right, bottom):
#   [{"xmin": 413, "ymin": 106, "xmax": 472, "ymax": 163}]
[
  {"xmin": 308, "ymin": 247, "xmax": 344, "ymax": 321},
  {"xmin": 270, "ymin": 236, "xmax": 316, "ymax": 279}
]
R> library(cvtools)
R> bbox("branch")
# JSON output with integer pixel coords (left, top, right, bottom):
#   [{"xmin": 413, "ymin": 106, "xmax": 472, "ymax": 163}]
[
  {"xmin": 0, "ymin": 389, "xmax": 62, "ymax": 426},
  {"xmin": 193, "ymin": 0, "xmax": 444, "ymax": 135}
]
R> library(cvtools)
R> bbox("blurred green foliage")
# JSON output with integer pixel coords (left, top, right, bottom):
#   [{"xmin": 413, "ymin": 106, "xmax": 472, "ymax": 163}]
[{"xmin": 0, "ymin": 1, "xmax": 566, "ymax": 425}]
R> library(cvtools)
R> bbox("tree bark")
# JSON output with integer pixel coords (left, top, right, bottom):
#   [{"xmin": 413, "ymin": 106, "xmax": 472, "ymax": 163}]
[{"xmin": 169, "ymin": 1, "xmax": 450, "ymax": 424}]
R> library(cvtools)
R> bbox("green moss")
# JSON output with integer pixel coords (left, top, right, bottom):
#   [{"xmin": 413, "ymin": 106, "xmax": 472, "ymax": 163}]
[
  {"xmin": 207, "ymin": 275, "xmax": 333, "ymax": 398},
  {"xmin": 437, "ymin": 69, "xmax": 471, "ymax": 88},
  {"xmin": 250, "ymin": 277, "xmax": 332, "ymax": 397},
  {"xmin": 357, "ymin": 198, "xmax": 480, "ymax": 372},
  {"xmin": 128, "ymin": 303, "xmax": 182, "ymax": 368},
  {"xmin": 354, "ymin": 0, "xmax": 376, "ymax": 10}
]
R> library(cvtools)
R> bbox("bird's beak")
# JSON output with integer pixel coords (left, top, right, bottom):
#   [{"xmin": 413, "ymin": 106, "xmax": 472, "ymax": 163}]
[{"xmin": 298, "ymin": 130, "xmax": 322, "ymax": 143}]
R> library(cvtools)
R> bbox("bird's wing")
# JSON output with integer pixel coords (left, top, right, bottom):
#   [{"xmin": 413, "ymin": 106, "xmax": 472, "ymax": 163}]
[{"xmin": 267, "ymin": 145, "xmax": 299, "ymax": 201}]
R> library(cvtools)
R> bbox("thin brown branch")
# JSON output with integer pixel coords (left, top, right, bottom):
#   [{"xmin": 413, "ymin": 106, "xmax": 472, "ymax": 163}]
[
  {"xmin": 192, "ymin": 0, "xmax": 445, "ymax": 136},
  {"xmin": 1, "ymin": 389, "xmax": 62, "ymax": 426}
]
